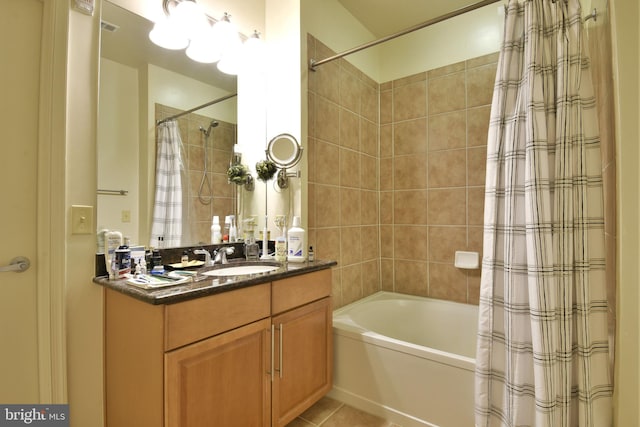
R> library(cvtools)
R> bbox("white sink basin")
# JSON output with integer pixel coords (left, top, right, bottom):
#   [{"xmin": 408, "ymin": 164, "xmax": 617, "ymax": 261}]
[{"xmin": 201, "ymin": 264, "xmax": 281, "ymax": 277}]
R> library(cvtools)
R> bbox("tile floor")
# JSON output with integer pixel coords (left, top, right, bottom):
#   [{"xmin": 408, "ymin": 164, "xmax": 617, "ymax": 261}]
[{"xmin": 285, "ymin": 396, "xmax": 401, "ymax": 427}]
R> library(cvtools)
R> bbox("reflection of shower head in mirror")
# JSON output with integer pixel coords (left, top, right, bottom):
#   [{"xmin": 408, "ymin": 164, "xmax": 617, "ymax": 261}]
[{"xmin": 199, "ymin": 120, "xmax": 219, "ymax": 138}]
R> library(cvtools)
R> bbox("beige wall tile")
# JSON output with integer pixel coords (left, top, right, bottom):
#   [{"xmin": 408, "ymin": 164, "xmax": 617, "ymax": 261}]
[
  {"xmin": 467, "ymin": 63, "xmax": 497, "ymax": 108},
  {"xmin": 428, "ymin": 188, "xmax": 466, "ymax": 225},
  {"xmin": 307, "ymin": 136, "xmax": 316, "ymax": 183},
  {"xmin": 361, "ymin": 118, "xmax": 378, "ymax": 156},
  {"xmin": 308, "ymin": 183, "xmax": 316, "ymax": 229},
  {"xmin": 341, "ymin": 264, "xmax": 363, "ymax": 305},
  {"xmin": 393, "ymin": 71, "xmax": 426, "ymax": 87},
  {"xmin": 379, "ymin": 225, "xmax": 393, "ymax": 258},
  {"xmin": 467, "ymin": 269, "xmax": 481, "ymax": 304},
  {"xmin": 468, "ymin": 226, "xmax": 484, "ymax": 255},
  {"xmin": 429, "ymin": 226, "xmax": 467, "ymax": 263},
  {"xmin": 427, "ymin": 60, "xmax": 465, "ymax": 78},
  {"xmin": 380, "ymin": 258, "xmax": 394, "ymax": 291},
  {"xmin": 340, "ymin": 187, "xmax": 362, "ymax": 226},
  {"xmin": 393, "ymin": 81, "xmax": 426, "ymax": 122},
  {"xmin": 466, "ymin": 51, "xmax": 499, "ymax": 68},
  {"xmin": 316, "ymin": 185, "xmax": 340, "ymax": 227},
  {"xmin": 341, "ymin": 226, "xmax": 362, "ymax": 265},
  {"xmin": 429, "ymin": 263, "xmax": 467, "ymax": 303},
  {"xmin": 394, "ymin": 260, "xmax": 428, "ymax": 296},
  {"xmin": 428, "ymin": 149, "xmax": 466, "ymax": 188},
  {"xmin": 340, "ymin": 108, "xmax": 360, "ymax": 150},
  {"xmin": 428, "ymin": 72, "xmax": 465, "ymax": 114},
  {"xmin": 394, "ymin": 154, "xmax": 428, "ymax": 190},
  {"xmin": 362, "ymin": 260, "xmax": 381, "ymax": 297},
  {"xmin": 394, "ymin": 190, "xmax": 428, "ymax": 224},
  {"xmin": 315, "ymin": 43, "xmax": 339, "ymax": 104},
  {"xmin": 380, "ymin": 89, "xmax": 392, "ymax": 125},
  {"xmin": 380, "ymin": 158, "xmax": 393, "ymax": 191},
  {"xmin": 380, "ymin": 124, "xmax": 393, "ymax": 157},
  {"xmin": 361, "ymin": 226, "xmax": 380, "ymax": 261},
  {"xmin": 468, "ymin": 146, "xmax": 487, "ymax": 186},
  {"xmin": 340, "ymin": 148, "xmax": 360, "ymax": 188},
  {"xmin": 468, "ymin": 187, "xmax": 486, "ymax": 226},
  {"xmin": 340, "ymin": 68, "xmax": 360, "ymax": 113},
  {"xmin": 316, "ymin": 98, "xmax": 340, "ymax": 144},
  {"xmin": 429, "ymin": 111, "xmax": 466, "ymax": 151},
  {"xmin": 394, "ymin": 118, "xmax": 427, "ymax": 155},
  {"xmin": 315, "ymin": 140, "xmax": 340, "ymax": 185},
  {"xmin": 361, "ymin": 154, "xmax": 377, "ymax": 190},
  {"xmin": 467, "ymin": 105, "xmax": 491, "ymax": 147},
  {"xmin": 361, "ymin": 190, "xmax": 378, "ymax": 225},
  {"xmin": 380, "ymin": 191, "xmax": 393, "ymax": 224},
  {"xmin": 316, "ymin": 227, "xmax": 341, "ymax": 263},
  {"xmin": 394, "ymin": 225, "xmax": 428, "ymax": 261},
  {"xmin": 361, "ymin": 83, "xmax": 379, "ymax": 123}
]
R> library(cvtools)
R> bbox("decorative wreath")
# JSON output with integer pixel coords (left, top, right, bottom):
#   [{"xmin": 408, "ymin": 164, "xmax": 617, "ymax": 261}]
[{"xmin": 255, "ymin": 159, "xmax": 278, "ymax": 182}]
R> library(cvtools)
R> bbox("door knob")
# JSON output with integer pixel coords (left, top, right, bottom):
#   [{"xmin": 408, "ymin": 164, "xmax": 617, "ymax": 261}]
[{"xmin": 0, "ymin": 256, "xmax": 31, "ymax": 273}]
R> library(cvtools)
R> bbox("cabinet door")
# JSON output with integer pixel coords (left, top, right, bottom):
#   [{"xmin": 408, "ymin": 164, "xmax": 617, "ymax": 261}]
[
  {"xmin": 271, "ymin": 297, "xmax": 332, "ymax": 427},
  {"xmin": 165, "ymin": 318, "xmax": 271, "ymax": 427}
]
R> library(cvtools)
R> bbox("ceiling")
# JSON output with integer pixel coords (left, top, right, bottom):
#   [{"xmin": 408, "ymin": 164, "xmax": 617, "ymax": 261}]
[
  {"xmin": 336, "ymin": 0, "xmax": 492, "ymax": 37},
  {"xmin": 100, "ymin": 0, "xmax": 495, "ymax": 89}
]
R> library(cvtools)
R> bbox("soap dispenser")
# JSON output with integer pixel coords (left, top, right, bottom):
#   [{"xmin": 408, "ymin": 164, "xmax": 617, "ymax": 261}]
[{"xmin": 287, "ymin": 216, "xmax": 306, "ymax": 263}]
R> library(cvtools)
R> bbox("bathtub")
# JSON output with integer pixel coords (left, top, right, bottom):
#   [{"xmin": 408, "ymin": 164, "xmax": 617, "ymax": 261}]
[{"xmin": 328, "ymin": 291, "xmax": 478, "ymax": 427}]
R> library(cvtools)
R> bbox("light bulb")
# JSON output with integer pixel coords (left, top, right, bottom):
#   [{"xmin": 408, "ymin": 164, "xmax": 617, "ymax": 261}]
[
  {"xmin": 172, "ymin": 0, "xmax": 209, "ymax": 40},
  {"xmin": 149, "ymin": 16, "xmax": 189, "ymax": 50},
  {"xmin": 186, "ymin": 28, "xmax": 223, "ymax": 63}
]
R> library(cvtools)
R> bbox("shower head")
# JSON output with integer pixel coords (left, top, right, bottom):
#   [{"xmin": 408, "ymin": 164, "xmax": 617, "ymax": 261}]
[{"xmin": 200, "ymin": 120, "xmax": 220, "ymax": 138}]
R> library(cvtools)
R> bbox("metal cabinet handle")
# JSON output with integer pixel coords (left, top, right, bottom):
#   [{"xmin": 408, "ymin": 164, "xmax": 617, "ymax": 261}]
[
  {"xmin": 278, "ymin": 323, "xmax": 283, "ymax": 379},
  {"xmin": 269, "ymin": 324, "xmax": 275, "ymax": 381},
  {"xmin": 0, "ymin": 257, "xmax": 30, "ymax": 273}
]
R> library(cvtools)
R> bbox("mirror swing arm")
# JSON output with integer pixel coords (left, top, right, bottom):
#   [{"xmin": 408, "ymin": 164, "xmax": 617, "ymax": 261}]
[{"xmin": 265, "ymin": 133, "xmax": 303, "ymax": 189}]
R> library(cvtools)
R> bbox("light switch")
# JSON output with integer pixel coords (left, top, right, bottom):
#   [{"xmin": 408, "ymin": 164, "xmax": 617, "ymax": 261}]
[
  {"xmin": 121, "ymin": 210, "xmax": 131, "ymax": 223},
  {"xmin": 71, "ymin": 205, "xmax": 94, "ymax": 235}
]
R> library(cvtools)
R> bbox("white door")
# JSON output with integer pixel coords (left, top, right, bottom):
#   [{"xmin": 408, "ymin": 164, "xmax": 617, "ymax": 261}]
[{"xmin": 0, "ymin": 0, "xmax": 44, "ymax": 402}]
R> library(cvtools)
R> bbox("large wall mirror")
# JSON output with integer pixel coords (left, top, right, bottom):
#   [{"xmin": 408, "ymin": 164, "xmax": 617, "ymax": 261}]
[{"xmin": 98, "ymin": 0, "xmax": 240, "ymax": 248}]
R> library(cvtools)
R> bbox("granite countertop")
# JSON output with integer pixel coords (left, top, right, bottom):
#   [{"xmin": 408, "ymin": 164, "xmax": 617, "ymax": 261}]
[{"xmin": 93, "ymin": 259, "xmax": 337, "ymax": 305}]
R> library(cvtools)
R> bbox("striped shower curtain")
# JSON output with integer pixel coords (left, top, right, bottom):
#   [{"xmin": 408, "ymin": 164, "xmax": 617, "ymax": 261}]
[
  {"xmin": 474, "ymin": 0, "xmax": 612, "ymax": 426},
  {"xmin": 150, "ymin": 120, "xmax": 184, "ymax": 248}
]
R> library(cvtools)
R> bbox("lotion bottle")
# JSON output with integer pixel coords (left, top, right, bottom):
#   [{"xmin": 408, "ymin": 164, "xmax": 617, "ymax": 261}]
[
  {"xmin": 287, "ymin": 216, "xmax": 306, "ymax": 263},
  {"xmin": 211, "ymin": 216, "xmax": 221, "ymax": 244}
]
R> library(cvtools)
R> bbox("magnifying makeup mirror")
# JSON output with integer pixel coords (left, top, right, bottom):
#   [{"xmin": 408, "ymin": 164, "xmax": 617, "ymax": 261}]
[{"xmin": 265, "ymin": 133, "xmax": 303, "ymax": 188}]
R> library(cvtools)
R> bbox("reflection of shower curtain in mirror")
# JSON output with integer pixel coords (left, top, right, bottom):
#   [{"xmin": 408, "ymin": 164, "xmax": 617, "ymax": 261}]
[{"xmin": 150, "ymin": 121, "xmax": 184, "ymax": 247}]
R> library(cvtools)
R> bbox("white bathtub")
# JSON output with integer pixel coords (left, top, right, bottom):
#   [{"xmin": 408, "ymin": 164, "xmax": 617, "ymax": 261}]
[{"xmin": 329, "ymin": 291, "xmax": 478, "ymax": 427}]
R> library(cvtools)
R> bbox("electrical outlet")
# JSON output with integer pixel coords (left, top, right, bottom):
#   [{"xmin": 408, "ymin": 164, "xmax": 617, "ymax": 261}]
[
  {"xmin": 121, "ymin": 210, "xmax": 131, "ymax": 223},
  {"xmin": 71, "ymin": 205, "xmax": 94, "ymax": 235}
]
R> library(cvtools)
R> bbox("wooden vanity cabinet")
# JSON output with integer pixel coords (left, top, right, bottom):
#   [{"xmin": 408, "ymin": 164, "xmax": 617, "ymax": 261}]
[
  {"xmin": 271, "ymin": 270, "xmax": 333, "ymax": 427},
  {"xmin": 104, "ymin": 269, "xmax": 332, "ymax": 427}
]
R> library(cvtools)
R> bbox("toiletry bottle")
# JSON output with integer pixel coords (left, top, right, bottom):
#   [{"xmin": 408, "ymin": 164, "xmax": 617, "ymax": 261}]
[
  {"xmin": 223, "ymin": 216, "xmax": 231, "ymax": 243},
  {"xmin": 211, "ymin": 215, "xmax": 222, "ymax": 244},
  {"xmin": 287, "ymin": 216, "xmax": 306, "ymax": 263},
  {"xmin": 308, "ymin": 246, "xmax": 315, "ymax": 262},
  {"xmin": 229, "ymin": 215, "xmax": 237, "ymax": 243},
  {"xmin": 275, "ymin": 228, "xmax": 287, "ymax": 262},
  {"xmin": 245, "ymin": 230, "xmax": 259, "ymax": 261},
  {"xmin": 181, "ymin": 251, "xmax": 189, "ymax": 267}
]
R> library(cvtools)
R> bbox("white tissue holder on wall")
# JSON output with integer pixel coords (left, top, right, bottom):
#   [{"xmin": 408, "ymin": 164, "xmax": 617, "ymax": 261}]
[{"xmin": 454, "ymin": 251, "xmax": 479, "ymax": 269}]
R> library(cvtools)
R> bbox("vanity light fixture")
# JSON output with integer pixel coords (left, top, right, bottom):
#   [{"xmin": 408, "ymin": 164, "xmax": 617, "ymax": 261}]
[{"xmin": 149, "ymin": 0, "xmax": 261, "ymax": 75}]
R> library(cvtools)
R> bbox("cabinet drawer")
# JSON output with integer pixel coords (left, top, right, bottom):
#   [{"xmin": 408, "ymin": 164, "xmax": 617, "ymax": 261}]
[
  {"xmin": 271, "ymin": 269, "xmax": 332, "ymax": 315},
  {"xmin": 165, "ymin": 283, "xmax": 270, "ymax": 351}
]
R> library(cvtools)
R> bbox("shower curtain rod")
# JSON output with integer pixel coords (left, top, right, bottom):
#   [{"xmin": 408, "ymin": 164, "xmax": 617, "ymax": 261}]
[
  {"xmin": 309, "ymin": 0, "xmax": 502, "ymax": 71},
  {"xmin": 156, "ymin": 93, "xmax": 237, "ymax": 125}
]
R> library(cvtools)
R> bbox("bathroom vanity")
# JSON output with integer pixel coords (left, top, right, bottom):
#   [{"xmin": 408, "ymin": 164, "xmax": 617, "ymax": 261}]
[{"xmin": 97, "ymin": 261, "xmax": 335, "ymax": 427}]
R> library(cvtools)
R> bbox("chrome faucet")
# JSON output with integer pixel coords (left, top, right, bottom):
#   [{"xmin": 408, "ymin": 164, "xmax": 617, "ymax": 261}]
[
  {"xmin": 214, "ymin": 246, "xmax": 235, "ymax": 264},
  {"xmin": 193, "ymin": 248, "xmax": 213, "ymax": 267}
]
